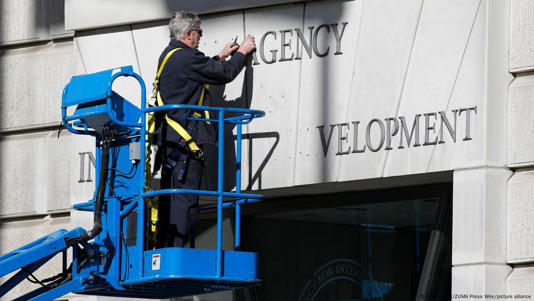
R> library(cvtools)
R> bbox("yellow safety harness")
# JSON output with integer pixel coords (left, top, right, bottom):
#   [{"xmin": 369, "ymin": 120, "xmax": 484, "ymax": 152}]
[{"xmin": 145, "ymin": 47, "xmax": 211, "ymax": 245}]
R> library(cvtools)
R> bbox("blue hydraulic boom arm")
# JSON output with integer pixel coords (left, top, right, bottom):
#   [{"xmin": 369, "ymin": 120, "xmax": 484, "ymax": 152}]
[{"xmin": 0, "ymin": 66, "xmax": 265, "ymax": 300}]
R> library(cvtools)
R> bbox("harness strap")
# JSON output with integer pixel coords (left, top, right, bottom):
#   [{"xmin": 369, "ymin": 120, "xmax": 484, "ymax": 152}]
[
  {"xmin": 145, "ymin": 47, "xmax": 216, "ymax": 244},
  {"xmin": 156, "ymin": 91, "xmax": 203, "ymax": 155},
  {"xmin": 148, "ymin": 47, "xmax": 209, "ymax": 158},
  {"xmin": 146, "ymin": 47, "xmax": 187, "ymax": 240},
  {"xmin": 146, "ymin": 46, "xmax": 211, "ymax": 181},
  {"xmin": 193, "ymin": 84, "xmax": 211, "ymax": 124},
  {"xmin": 153, "ymin": 47, "xmax": 182, "ymax": 87}
]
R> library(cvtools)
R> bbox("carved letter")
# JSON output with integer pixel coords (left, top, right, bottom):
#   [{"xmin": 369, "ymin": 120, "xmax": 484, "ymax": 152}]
[
  {"xmin": 385, "ymin": 117, "xmax": 399, "ymax": 150},
  {"xmin": 331, "ymin": 22, "xmax": 348, "ymax": 55},
  {"xmin": 295, "ymin": 27, "xmax": 314, "ymax": 60},
  {"xmin": 260, "ymin": 31, "xmax": 278, "ymax": 64},
  {"xmin": 78, "ymin": 151, "xmax": 96, "ymax": 183},
  {"xmin": 313, "ymin": 24, "xmax": 330, "ymax": 57},
  {"xmin": 459, "ymin": 106, "xmax": 477, "ymax": 141},
  {"xmin": 87, "ymin": 152, "xmax": 95, "ymax": 172},
  {"xmin": 78, "ymin": 152, "xmax": 86, "ymax": 183},
  {"xmin": 351, "ymin": 121, "xmax": 366, "ymax": 153},
  {"xmin": 399, "ymin": 115, "xmax": 421, "ymax": 148},
  {"xmin": 365, "ymin": 119, "xmax": 385, "ymax": 152},
  {"xmin": 318, "ymin": 125, "xmax": 336, "ymax": 157},
  {"xmin": 438, "ymin": 110, "xmax": 457, "ymax": 143},
  {"xmin": 423, "ymin": 112, "xmax": 439, "ymax": 146},
  {"xmin": 251, "ymin": 51, "xmax": 260, "ymax": 65},
  {"xmin": 279, "ymin": 29, "xmax": 294, "ymax": 62},
  {"xmin": 336, "ymin": 123, "xmax": 351, "ymax": 155}
]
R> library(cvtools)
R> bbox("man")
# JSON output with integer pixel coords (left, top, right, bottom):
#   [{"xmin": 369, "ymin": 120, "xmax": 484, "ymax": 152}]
[{"xmin": 156, "ymin": 11, "xmax": 256, "ymax": 248}]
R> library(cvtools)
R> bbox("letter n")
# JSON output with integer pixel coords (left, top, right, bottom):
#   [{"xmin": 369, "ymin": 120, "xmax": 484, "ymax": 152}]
[{"xmin": 78, "ymin": 151, "xmax": 96, "ymax": 183}]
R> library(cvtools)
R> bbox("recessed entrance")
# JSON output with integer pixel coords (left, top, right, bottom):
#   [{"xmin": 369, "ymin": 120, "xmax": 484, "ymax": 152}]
[{"xmin": 235, "ymin": 184, "xmax": 452, "ymax": 301}]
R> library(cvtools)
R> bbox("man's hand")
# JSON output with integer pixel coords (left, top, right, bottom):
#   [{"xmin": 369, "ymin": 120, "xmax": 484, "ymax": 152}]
[
  {"xmin": 218, "ymin": 42, "xmax": 239, "ymax": 61},
  {"xmin": 238, "ymin": 35, "xmax": 256, "ymax": 55}
]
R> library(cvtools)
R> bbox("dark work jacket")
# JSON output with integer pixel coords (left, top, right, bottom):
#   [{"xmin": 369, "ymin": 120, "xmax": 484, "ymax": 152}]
[{"xmin": 157, "ymin": 39, "xmax": 247, "ymax": 146}]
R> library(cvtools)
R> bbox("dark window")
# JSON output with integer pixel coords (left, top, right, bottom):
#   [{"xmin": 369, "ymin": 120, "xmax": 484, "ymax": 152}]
[{"xmin": 234, "ymin": 184, "xmax": 452, "ymax": 301}]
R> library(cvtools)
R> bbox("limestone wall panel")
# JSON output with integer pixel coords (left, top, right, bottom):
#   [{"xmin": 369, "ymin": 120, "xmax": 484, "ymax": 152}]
[
  {"xmin": 485, "ymin": 0, "xmax": 512, "ymax": 167},
  {"xmin": 425, "ymin": 0, "xmax": 488, "ymax": 172},
  {"xmin": 65, "ymin": 0, "xmax": 317, "ymax": 31},
  {"xmin": 0, "ymin": 0, "xmax": 72, "ymax": 45},
  {"xmin": 0, "ymin": 134, "xmax": 41, "ymax": 216},
  {"xmin": 507, "ymin": 267, "xmax": 534, "ymax": 297},
  {"xmin": 48, "ymin": 0, "xmax": 71, "ymax": 37},
  {"xmin": 0, "ymin": 131, "xmax": 74, "ymax": 217},
  {"xmin": 0, "ymin": 42, "xmax": 74, "ymax": 130},
  {"xmin": 75, "ymin": 28, "xmax": 142, "ymax": 107},
  {"xmin": 509, "ymin": 75, "xmax": 534, "ymax": 168},
  {"xmin": 243, "ymin": 5, "xmax": 303, "ymax": 189},
  {"xmin": 294, "ymin": 0, "xmax": 362, "ymax": 185},
  {"xmin": 46, "ymin": 131, "xmax": 73, "ymax": 212},
  {"xmin": 383, "ymin": 0, "xmax": 484, "ymax": 176},
  {"xmin": 508, "ymin": 170, "xmax": 534, "ymax": 263},
  {"xmin": 452, "ymin": 168, "xmax": 510, "ymax": 265},
  {"xmin": 131, "ymin": 23, "xmax": 169, "ymax": 99},
  {"xmin": 452, "ymin": 264, "xmax": 511, "ymax": 298},
  {"xmin": 329, "ymin": 0, "xmax": 421, "ymax": 182},
  {"xmin": 510, "ymin": 0, "xmax": 534, "ymax": 73},
  {"xmin": 0, "ymin": 0, "xmax": 45, "ymax": 44}
]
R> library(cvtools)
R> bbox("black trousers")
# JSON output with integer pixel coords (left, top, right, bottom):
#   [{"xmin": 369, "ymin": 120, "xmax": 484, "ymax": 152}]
[{"xmin": 157, "ymin": 147, "xmax": 203, "ymax": 247}]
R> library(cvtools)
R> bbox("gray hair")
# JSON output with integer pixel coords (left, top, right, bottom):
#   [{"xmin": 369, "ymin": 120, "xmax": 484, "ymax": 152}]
[{"xmin": 169, "ymin": 11, "xmax": 201, "ymax": 40}]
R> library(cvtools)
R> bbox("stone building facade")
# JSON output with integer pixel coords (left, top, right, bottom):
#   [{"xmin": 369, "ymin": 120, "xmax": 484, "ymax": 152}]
[{"xmin": 0, "ymin": 0, "xmax": 533, "ymax": 300}]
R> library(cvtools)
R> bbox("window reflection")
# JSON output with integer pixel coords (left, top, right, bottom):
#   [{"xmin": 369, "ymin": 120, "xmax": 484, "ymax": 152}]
[{"xmin": 239, "ymin": 197, "xmax": 451, "ymax": 301}]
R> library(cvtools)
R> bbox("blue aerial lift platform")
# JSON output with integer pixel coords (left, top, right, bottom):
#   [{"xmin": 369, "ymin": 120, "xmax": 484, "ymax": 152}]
[{"xmin": 0, "ymin": 66, "xmax": 265, "ymax": 300}]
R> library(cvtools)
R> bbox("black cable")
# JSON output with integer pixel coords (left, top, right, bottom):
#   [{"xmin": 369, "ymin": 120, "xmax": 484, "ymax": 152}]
[
  {"xmin": 22, "ymin": 262, "xmax": 73, "ymax": 289},
  {"xmin": 76, "ymin": 252, "xmax": 98, "ymax": 273},
  {"xmin": 30, "ymin": 128, "xmax": 119, "ymax": 294},
  {"xmin": 120, "ymin": 231, "xmax": 130, "ymax": 281},
  {"xmin": 23, "ymin": 268, "xmax": 54, "ymax": 289},
  {"xmin": 57, "ymin": 122, "xmax": 64, "ymax": 139},
  {"xmin": 23, "ymin": 269, "xmax": 45, "ymax": 285},
  {"xmin": 66, "ymin": 128, "xmax": 113, "ymax": 246},
  {"xmin": 110, "ymin": 166, "xmax": 135, "ymax": 176},
  {"xmin": 107, "ymin": 181, "xmax": 116, "ymax": 197},
  {"xmin": 39, "ymin": 264, "xmax": 72, "ymax": 284}
]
